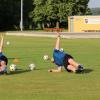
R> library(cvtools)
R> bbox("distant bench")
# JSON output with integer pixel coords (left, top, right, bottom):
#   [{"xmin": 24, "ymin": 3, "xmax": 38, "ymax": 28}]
[{"xmin": 44, "ymin": 28, "xmax": 64, "ymax": 32}]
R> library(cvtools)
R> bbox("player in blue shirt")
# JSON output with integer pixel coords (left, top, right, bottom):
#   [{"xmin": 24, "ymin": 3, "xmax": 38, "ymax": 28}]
[
  {"xmin": 48, "ymin": 32, "xmax": 83, "ymax": 73},
  {"xmin": 0, "ymin": 35, "xmax": 8, "ymax": 74}
]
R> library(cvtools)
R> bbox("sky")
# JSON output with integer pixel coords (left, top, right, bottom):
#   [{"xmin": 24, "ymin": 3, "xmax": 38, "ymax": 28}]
[{"xmin": 88, "ymin": 0, "xmax": 100, "ymax": 8}]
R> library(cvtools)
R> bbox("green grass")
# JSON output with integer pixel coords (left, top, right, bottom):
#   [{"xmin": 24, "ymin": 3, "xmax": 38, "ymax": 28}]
[{"xmin": 0, "ymin": 36, "xmax": 100, "ymax": 100}]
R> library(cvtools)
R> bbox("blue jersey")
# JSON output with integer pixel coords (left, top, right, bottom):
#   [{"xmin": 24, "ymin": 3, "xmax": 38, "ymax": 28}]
[
  {"xmin": 0, "ymin": 52, "xmax": 4, "ymax": 57},
  {"xmin": 53, "ymin": 49, "xmax": 66, "ymax": 66}
]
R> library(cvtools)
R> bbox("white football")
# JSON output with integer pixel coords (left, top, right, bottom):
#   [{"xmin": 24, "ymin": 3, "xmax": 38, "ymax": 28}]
[
  {"xmin": 60, "ymin": 48, "xmax": 64, "ymax": 52},
  {"xmin": 43, "ymin": 55, "xmax": 49, "ymax": 60},
  {"xmin": 29, "ymin": 63, "xmax": 36, "ymax": 71},
  {"xmin": 6, "ymin": 41, "xmax": 10, "ymax": 45},
  {"xmin": 9, "ymin": 64, "xmax": 16, "ymax": 71}
]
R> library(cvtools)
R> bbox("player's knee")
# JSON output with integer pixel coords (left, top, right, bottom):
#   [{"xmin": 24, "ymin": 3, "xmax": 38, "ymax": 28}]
[
  {"xmin": 68, "ymin": 58, "xmax": 74, "ymax": 64},
  {"xmin": 67, "ymin": 65, "xmax": 76, "ymax": 72}
]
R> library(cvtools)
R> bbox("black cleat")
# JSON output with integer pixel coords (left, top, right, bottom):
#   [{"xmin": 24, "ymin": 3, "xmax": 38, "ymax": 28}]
[{"xmin": 75, "ymin": 65, "xmax": 84, "ymax": 73}]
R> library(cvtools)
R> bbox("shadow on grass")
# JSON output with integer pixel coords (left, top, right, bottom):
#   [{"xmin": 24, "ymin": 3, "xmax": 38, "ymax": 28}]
[
  {"xmin": 8, "ymin": 57, "xmax": 16, "ymax": 59},
  {"xmin": 7, "ymin": 69, "xmax": 31, "ymax": 75},
  {"xmin": 8, "ymin": 57, "xmax": 35, "ymax": 60},
  {"xmin": 77, "ymin": 68, "xmax": 93, "ymax": 74}
]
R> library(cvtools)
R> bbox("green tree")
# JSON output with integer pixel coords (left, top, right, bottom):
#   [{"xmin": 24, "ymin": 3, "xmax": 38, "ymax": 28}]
[
  {"xmin": 0, "ymin": 0, "xmax": 33, "ymax": 30},
  {"xmin": 23, "ymin": 0, "xmax": 33, "ymax": 29},
  {"xmin": 30, "ymin": 0, "xmax": 91, "ymax": 29},
  {"xmin": 0, "ymin": 0, "xmax": 21, "ymax": 30},
  {"xmin": 91, "ymin": 7, "xmax": 100, "ymax": 15},
  {"xmin": 0, "ymin": 0, "xmax": 91, "ymax": 30}
]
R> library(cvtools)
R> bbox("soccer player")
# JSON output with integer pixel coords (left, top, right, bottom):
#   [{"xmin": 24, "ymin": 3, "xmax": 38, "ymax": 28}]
[
  {"xmin": 48, "ymin": 32, "xmax": 84, "ymax": 73},
  {"xmin": 0, "ymin": 35, "xmax": 8, "ymax": 74}
]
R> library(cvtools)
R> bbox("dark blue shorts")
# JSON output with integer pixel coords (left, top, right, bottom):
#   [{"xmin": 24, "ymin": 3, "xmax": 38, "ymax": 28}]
[{"xmin": 63, "ymin": 54, "xmax": 73, "ymax": 72}]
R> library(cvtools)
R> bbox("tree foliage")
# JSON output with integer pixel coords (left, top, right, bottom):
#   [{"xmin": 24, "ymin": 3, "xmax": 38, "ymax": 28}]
[
  {"xmin": 0, "ymin": 0, "xmax": 91, "ymax": 30},
  {"xmin": 0, "ymin": 0, "xmax": 33, "ymax": 30},
  {"xmin": 30, "ymin": 0, "xmax": 91, "ymax": 28},
  {"xmin": 0, "ymin": 0, "xmax": 21, "ymax": 30},
  {"xmin": 91, "ymin": 8, "xmax": 100, "ymax": 15}
]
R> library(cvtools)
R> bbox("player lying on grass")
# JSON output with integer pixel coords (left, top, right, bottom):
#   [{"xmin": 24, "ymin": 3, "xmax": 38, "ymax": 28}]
[
  {"xmin": 48, "ymin": 32, "xmax": 84, "ymax": 73},
  {"xmin": 0, "ymin": 35, "xmax": 8, "ymax": 74}
]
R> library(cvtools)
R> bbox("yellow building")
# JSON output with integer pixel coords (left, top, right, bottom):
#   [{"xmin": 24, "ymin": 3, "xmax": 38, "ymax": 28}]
[{"xmin": 68, "ymin": 16, "xmax": 100, "ymax": 32}]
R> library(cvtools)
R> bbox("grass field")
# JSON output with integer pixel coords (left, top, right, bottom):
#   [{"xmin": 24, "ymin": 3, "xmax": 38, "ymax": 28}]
[{"xmin": 0, "ymin": 35, "xmax": 100, "ymax": 100}]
